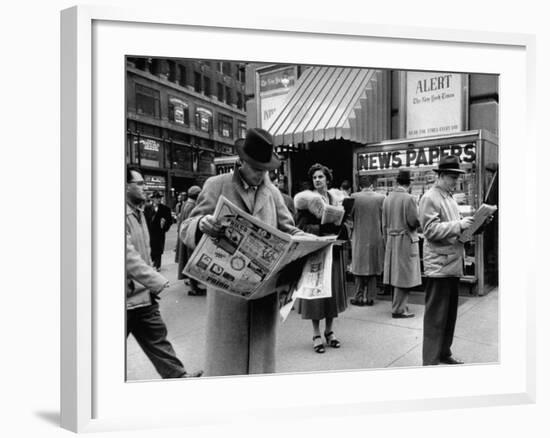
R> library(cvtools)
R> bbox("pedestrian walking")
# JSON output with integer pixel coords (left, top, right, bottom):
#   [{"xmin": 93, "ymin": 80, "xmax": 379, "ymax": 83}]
[
  {"xmin": 419, "ymin": 156, "xmax": 474, "ymax": 365},
  {"xmin": 180, "ymin": 128, "xmax": 303, "ymax": 376},
  {"xmin": 177, "ymin": 185, "xmax": 205, "ymax": 295},
  {"xmin": 144, "ymin": 191, "xmax": 173, "ymax": 271},
  {"xmin": 269, "ymin": 170, "xmax": 296, "ymax": 219},
  {"xmin": 349, "ymin": 175, "xmax": 385, "ymax": 307},
  {"xmin": 126, "ymin": 167, "xmax": 202, "ymax": 379},
  {"xmin": 174, "ymin": 192, "xmax": 187, "ymax": 262},
  {"xmin": 294, "ymin": 163, "xmax": 348, "ymax": 354},
  {"xmin": 382, "ymin": 170, "xmax": 422, "ymax": 318}
]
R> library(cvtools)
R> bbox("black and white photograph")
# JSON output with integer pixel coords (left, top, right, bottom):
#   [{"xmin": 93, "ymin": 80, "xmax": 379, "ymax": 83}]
[
  {"xmin": 125, "ymin": 58, "xmax": 499, "ymax": 380},
  {"xmin": 4, "ymin": 0, "xmax": 547, "ymax": 435}
]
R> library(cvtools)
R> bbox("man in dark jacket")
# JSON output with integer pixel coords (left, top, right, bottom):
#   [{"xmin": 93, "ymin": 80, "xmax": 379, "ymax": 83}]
[
  {"xmin": 126, "ymin": 167, "xmax": 201, "ymax": 378},
  {"xmin": 144, "ymin": 191, "xmax": 173, "ymax": 271}
]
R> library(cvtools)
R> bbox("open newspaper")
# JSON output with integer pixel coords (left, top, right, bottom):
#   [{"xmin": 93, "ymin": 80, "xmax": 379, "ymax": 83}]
[
  {"xmin": 458, "ymin": 203, "xmax": 497, "ymax": 243},
  {"xmin": 183, "ymin": 196, "xmax": 336, "ymax": 301},
  {"xmin": 279, "ymin": 244, "xmax": 333, "ymax": 322}
]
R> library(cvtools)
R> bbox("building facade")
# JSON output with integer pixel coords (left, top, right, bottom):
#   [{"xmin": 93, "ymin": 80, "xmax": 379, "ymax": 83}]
[
  {"xmin": 246, "ymin": 64, "xmax": 499, "ymax": 295},
  {"xmin": 126, "ymin": 57, "xmax": 248, "ymax": 207},
  {"xmin": 246, "ymin": 65, "xmax": 498, "ymax": 196}
]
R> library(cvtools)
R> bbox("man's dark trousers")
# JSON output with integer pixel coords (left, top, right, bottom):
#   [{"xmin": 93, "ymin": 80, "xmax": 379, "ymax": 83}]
[
  {"xmin": 422, "ymin": 277, "xmax": 459, "ymax": 365},
  {"xmin": 127, "ymin": 300, "xmax": 186, "ymax": 378}
]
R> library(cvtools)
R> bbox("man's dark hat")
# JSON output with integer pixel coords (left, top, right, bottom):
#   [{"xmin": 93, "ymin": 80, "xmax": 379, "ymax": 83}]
[
  {"xmin": 151, "ymin": 191, "xmax": 163, "ymax": 198},
  {"xmin": 235, "ymin": 128, "xmax": 280, "ymax": 170},
  {"xmin": 434, "ymin": 155, "xmax": 466, "ymax": 174},
  {"xmin": 396, "ymin": 169, "xmax": 412, "ymax": 185}
]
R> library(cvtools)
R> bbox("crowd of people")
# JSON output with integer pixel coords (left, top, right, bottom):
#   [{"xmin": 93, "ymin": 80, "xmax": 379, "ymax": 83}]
[{"xmin": 126, "ymin": 127, "xmax": 490, "ymax": 379}]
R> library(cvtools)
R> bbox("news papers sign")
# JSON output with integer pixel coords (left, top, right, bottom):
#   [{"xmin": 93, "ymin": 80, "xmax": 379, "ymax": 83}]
[
  {"xmin": 406, "ymin": 72, "xmax": 467, "ymax": 139},
  {"xmin": 357, "ymin": 143, "xmax": 476, "ymax": 173}
]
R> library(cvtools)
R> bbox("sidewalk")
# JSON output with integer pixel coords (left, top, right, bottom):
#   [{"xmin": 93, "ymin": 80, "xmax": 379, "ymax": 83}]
[{"xmin": 127, "ymin": 229, "xmax": 498, "ymax": 380}]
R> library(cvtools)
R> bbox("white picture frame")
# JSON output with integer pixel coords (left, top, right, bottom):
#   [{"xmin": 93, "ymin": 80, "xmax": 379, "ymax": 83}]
[{"xmin": 60, "ymin": 5, "xmax": 536, "ymax": 433}]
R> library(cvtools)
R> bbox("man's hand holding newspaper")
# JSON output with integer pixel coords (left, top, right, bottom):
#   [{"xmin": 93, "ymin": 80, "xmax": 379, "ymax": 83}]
[
  {"xmin": 183, "ymin": 197, "xmax": 336, "ymax": 307},
  {"xmin": 459, "ymin": 203, "xmax": 497, "ymax": 243}
]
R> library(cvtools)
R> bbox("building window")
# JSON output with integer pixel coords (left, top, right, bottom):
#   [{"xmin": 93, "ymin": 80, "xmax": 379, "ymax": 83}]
[
  {"xmin": 217, "ymin": 83, "xmax": 224, "ymax": 101},
  {"xmin": 135, "ymin": 84, "xmax": 160, "ymax": 118},
  {"xmin": 151, "ymin": 59, "xmax": 162, "ymax": 76},
  {"xmin": 238, "ymin": 121, "xmax": 246, "ymax": 139},
  {"xmin": 178, "ymin": 65, "xmax": 187, "ymax": 87},
  {"xmin": 225, "ymin": 86, "xmax": 232, "ymax": 106},
  {"xmin": 135, "ymin": 122, "xmax": 161, "ymax": 137},
  {"xmin": 195, "ymin": 107, "xmax": 213, "ymax": 133},
  {"xmin": 146, "ymin": 58, "xmax": 155, "ymax": 75},
  {"xmin": 238, "ymin": 64, "xmax": 246, "ymax": 83},
  {"xmin": 222, "ymin": 62, "xmax": 232, "ymax": 76},
  {"xmin": 194, "ymin": 72, "xmax": 202, "ymax": 93},
  {"xmin": 237, "ymin": 92, "xmax": 244, "ymax": 110},
  {"xmin": 218, "ymin": 114, "xmax": 233, "ymax": 138},
  {"xmin": 168, "ymin": 97, "xmax": 189, "ymax": 126},
  {"xmin": 216, "ymin": 62, "xmax": 223, "ymax": 73},
  {"xmin": 134, "ymin": 57, "xmax": 150, "ymax": 71},
  {"xmin": 168, "ymin": 61, "xmax": 177, "ymax": 82},
  {"xmin": 204, "ymin": 76, "xmax": 211, "ymax": 97},
  {"xmin": 172, "ymin": 144, "xmax": 194, "ymax": 171}
]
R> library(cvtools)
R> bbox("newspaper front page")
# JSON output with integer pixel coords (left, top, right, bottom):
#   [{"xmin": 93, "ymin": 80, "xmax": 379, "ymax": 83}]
[
  {"xmin": 458, "ymin": 203, "xmax": 497, "ymax": 243},
  {"xmin": 183, "ymin": 196, "xmax": 336, "ymax": 301}
]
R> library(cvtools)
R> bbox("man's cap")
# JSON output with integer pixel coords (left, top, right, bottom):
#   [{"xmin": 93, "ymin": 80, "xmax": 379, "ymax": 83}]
[{"xmin": 187, "ymin": 185, "xmax": 201, "ymax": 197}]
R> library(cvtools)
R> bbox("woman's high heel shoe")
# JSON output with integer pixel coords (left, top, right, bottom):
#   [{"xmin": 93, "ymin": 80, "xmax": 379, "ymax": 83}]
[
  {"xmin": 324, "ymin": 331, "xmax": 341, "ymax": 348},
  {"xmin": 313, "ymin": 335, "xmax": 325, "ymax": 353}
]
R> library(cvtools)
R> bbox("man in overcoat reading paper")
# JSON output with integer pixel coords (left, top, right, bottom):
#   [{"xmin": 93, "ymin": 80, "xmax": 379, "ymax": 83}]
[{"xmin": 180, "ymin": 128, "xmax": 302, "ymax": 376}]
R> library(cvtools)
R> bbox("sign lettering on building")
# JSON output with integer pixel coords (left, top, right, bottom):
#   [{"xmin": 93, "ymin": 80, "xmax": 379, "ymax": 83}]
[
  {"xmin": 143, "ymin": 174, "xmax": 166, "ymax": 191},
  {"xmin": 357, "ymin": 144, "xmax": 476, "ymax": 173},
  {"xmin": 258, "ymin": 66, "xmax": 297, "ymax": 129},
  {"xmin": 169, "ymin": 98, "xmax": 188, "ymax": 125},
  {"xmin": 406, "ymin": 72, "xmax": 466, "ymax": 139},
  {"xmin": 196, "ymin": 107, "xmax": 212, "ymax": 132},
  {"xmin": 134, "ymin": 138, "xmax": 161, "ymax": 168}
]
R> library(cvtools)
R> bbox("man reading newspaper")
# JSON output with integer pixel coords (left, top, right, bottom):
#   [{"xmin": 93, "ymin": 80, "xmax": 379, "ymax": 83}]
[
  {"xmin": 419, "ymin": 155, "xmax": 494, "ymax": 366},
  {"xmin": 180, "ymin": 128, "xmax": 310, "ymax": 377}
]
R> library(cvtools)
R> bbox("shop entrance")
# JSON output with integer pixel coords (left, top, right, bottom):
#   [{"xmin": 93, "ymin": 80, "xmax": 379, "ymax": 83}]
[
  {"xmin": 171, "ymin": 176, "xmax": 196, "ymax": 196},
  {"xmin": 170, "ymin": 175, "xmax": 197, "ymax": 208},
  {"xmin": 289, "ymin": 139, "xmax": 356, "ymax": 195}
]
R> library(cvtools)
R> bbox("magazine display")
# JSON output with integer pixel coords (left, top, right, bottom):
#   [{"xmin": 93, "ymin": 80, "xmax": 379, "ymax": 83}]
[
  {"xmin": 458, "ymin": 203, "xmax": 498, "ymax": 243},
  {"xmin": 183, "ymin": 196, "xmax": 336, "ymax": 301}
]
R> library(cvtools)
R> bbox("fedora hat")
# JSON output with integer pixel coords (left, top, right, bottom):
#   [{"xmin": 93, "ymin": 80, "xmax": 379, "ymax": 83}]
[
  {"xmin": 235, "ymin": 128, "xmax": 280, "ymax": 170},
  {"xmin": 396, "ymin": 169, "xmax": 411, "ymax": 185},
  {"xmin": 434, "ymin": 155, "xmax": 466, "ymax": 174}
]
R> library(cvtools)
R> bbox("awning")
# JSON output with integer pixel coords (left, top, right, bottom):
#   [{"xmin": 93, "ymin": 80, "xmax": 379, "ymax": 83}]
[{"xmin": 267, "ymin": 67, "xmax": 389, "ymax": 146}]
